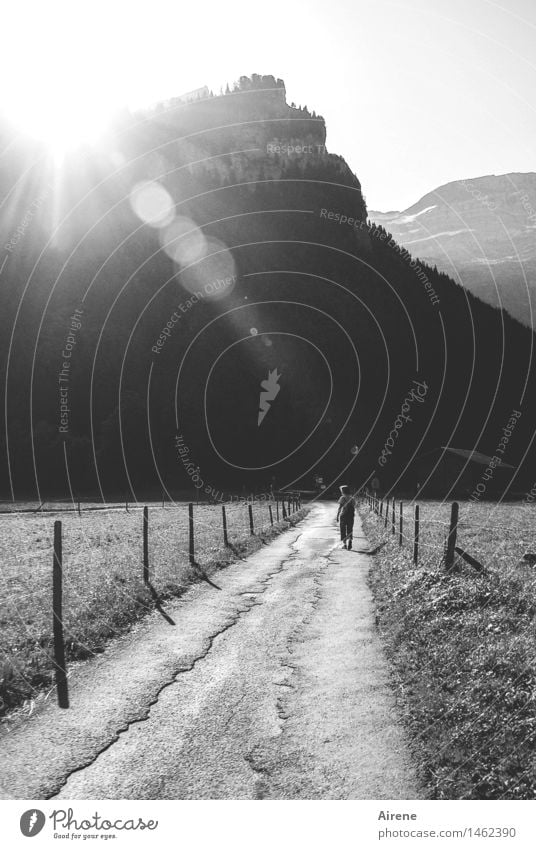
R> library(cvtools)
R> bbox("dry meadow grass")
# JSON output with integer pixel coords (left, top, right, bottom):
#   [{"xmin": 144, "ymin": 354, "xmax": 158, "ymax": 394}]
[
  {"xmin": 363, "ymin": 498, "xmax": 536, "ymax": 799},
  {"xmin": 0, "ymin": 498, "xmax": 305, "ymax": 716}
]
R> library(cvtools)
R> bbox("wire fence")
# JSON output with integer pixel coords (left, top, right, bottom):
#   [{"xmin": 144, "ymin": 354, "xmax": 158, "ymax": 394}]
[
  {"xmin": 0, "ymin": 493, "xmax": 302, "ymax": 716},
  {"xmin": 362, "ymin": 491, "xmax": 536, "ymax": 573},
  {"xmin": 361, "ymin": 491, "xmax": 536, "ymax": 800}
]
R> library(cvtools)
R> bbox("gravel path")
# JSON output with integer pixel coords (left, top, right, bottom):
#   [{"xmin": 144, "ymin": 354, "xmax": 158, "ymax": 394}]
[{"xmin": 0, "ymin": 503, "xmax": 422, "ymax": 800}]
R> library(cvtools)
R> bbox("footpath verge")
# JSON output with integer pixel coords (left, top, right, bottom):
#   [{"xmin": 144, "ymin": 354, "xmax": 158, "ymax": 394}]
[{"xmin": 361, "ymin": 503, "xmax": 536, "ymax": 800}]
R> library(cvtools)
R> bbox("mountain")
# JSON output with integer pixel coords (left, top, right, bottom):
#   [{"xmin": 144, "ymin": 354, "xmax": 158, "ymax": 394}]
[
  {"xmin": 370, "ymin": 173, "xmax": 536, "ymax": 325},
  {"xmin": 1, "ymin": 76, "xmax": 535, "ymax": 499}
]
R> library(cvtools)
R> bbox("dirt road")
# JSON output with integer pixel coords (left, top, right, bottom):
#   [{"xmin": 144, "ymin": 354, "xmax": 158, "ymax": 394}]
[{"xmin": 0, "ymin": 503, "xmax": 422, "ymax": 800}]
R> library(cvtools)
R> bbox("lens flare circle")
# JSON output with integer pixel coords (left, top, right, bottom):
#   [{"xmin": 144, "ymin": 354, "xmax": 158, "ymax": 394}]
[
  {"xmin": 130, "ymin": 180, "xmax": 175, "ymax": 228},
  {"xmin": 160, "ymin": 216, "xmax": 207, "ymax": 265},
  {"xmin": 178, "ymin": 238, "xmax": 237, "ymax": 301}
]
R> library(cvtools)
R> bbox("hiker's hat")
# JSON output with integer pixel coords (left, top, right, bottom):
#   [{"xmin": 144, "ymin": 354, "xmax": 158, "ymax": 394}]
[{"xmin": 339, "ymin": 484, "xmax": 349, "ymax": 493}]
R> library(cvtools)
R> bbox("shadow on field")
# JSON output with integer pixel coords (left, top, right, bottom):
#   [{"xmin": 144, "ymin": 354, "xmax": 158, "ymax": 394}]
[
  {"xmin": 146, "ymin": 582, "xmax": 176, "ymax": 626},
  {"xmin": 346, "ymin": 541, "xmax": 388, "ymax": 556},
  {"xmin": 226, "ymin": 542, "xmax": 249, "ymax": 561},
  {"xmin": 191, "ymin": 561, "xmax": 222, "ymax": 591},
  {"xmin": 367, "ymin": 542, "xmax": 388, "ymax": 555}
]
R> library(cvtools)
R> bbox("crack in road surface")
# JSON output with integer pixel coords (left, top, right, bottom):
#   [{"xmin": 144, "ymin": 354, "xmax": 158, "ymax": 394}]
[
  {"xmin": 49, "ymin": 544, "xmax": 305, "ymax": 798},
  {"xmin": 0, "ymin": 524, "xmax": 303, "ymax": 799},
  {"xmin": 1, "ymin": 504, "xmax": 423, "ymax": 800}
]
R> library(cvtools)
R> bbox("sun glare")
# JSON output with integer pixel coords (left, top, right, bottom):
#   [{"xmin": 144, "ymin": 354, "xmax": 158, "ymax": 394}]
[
  {"xmin": 3, "ymin": 88, "xmax": 116, "ymax": 159},
  {"xmin": 0, "ymin": 0, "xmax": 264, "ymax": 165},
  {"xmin": 0, "ymin": 3, "xmax": 128, "ymax": 158},
  {"xmin": 0, "ymin": 1, "xmax": 235, "ymax": 160}
]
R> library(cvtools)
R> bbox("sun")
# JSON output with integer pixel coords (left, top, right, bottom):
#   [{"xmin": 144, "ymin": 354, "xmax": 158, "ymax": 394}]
[
  {"xmin": 0, "ymin": 3, "xmax": 125, "ymax": 158},
  {"xmin": 3, "ymin": 88, "xmax": 117, "ymax": 159},
  {"xmin": 0, "ymin": 0, "xmax": 231, "ymax": 159}
]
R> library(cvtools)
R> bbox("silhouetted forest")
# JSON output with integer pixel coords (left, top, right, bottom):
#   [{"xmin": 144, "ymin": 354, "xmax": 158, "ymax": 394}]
[{"xmin": 0, "ymin": 75, "xmax": 534, "ymax": 499}]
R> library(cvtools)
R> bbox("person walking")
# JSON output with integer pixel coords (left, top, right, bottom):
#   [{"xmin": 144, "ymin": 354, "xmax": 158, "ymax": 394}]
[{"xmin": 336, "ymin": 484, "xmax": 355, "ymax": 549}]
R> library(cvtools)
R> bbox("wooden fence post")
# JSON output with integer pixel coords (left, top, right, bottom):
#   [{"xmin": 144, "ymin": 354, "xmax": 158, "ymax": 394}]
[
  {"xmin": 445, "ymin": 501, "xmax": 459, "ymax": 571},
  {"xmin": 413, "ymin": 504, "xmax": 420, "ymax": 565},
  {"xmin": 188, "ymin": 502, "xmax": 194, "ymax": 565},
  {"xmin": 222, "ymin": 505, "xmax": 228, "ymax": 546},
  {"xmin": 282, "ymin": 499, "xmax": 287, "ymax": 519},
  {"xmin": 269, "ymin": 505, "xmax": 274, "ymax": 525},
  {"xmin": 384, "ymin": 497, "xmax": 389, "ymax": 528},
  {"xmin": 248, "ymin": 504, "xmax": 254, "ymax": 535},
  {"xmin": 143, "ymin": 506, "xmax": 149, "ymax": 583},
  {"xmin": 399, "ymin": 501, "xmax": 403, "ymax": 546},
  {"xmin": 276, "ymin": 498, "xmax": 280, "ymax": 521},
  {"xmin": 391, "ymin": 498, "xmax": 396, "ymax": 535},
  {"xmin": 379, "ymin": 498, "xmax": 383, "ymax": 517},
  {"xmin": 53, "ymin": 520, "xmax": 69, "ymax": 708}
]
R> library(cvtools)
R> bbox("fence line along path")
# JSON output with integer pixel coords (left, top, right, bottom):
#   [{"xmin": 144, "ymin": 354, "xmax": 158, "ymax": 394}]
[{"xmin": 1, "ymin": 494, "xmax": 303, "ymax": 713}]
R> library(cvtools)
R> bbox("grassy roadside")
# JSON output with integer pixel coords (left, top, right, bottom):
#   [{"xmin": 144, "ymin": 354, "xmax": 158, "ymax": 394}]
[
  {"xmin": 0, "ymin": 502, "xmax": 309, "ymax": 719},
  {"xmin": 361, "ymin": 499, "xmax": 536, "ymax": 799}
]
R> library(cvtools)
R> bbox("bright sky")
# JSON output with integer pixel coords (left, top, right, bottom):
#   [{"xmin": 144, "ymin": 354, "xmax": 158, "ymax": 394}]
[{"xmin": 1, "ymin": 0, "xmax": 535, "ymax": 210}]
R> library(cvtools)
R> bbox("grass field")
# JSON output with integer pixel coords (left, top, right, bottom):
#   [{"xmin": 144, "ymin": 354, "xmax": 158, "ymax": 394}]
[
  {"xmin": 362, "ymin": 497, "xmax": 536, "ymax": 799},
  {"xmin": 0, "ymin": 498, "xmax": 305, "ymax": 718}
]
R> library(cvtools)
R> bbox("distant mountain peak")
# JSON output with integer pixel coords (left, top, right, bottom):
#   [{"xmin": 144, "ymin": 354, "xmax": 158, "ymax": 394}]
[{"xmin": 370, "ymin": 172, "xmax": 536, "ymax": 325}]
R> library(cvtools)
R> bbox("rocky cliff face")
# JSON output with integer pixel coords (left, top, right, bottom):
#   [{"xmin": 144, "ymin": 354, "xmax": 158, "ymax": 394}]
[
  {"xmin": 133, "ymin": 75, "xmax": 367, "ymax": 231},
  {"xmin": 370, "ymin": 173, "xmax": 536, "ymax": 325}
]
